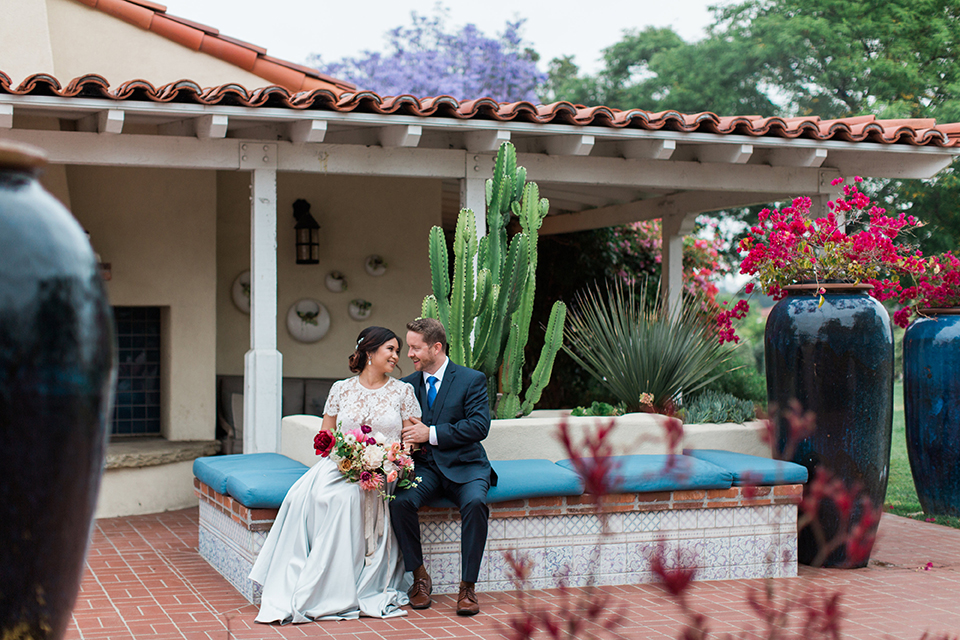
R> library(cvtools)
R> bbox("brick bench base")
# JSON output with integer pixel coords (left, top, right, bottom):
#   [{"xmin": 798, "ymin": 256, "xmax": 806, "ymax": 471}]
[{"xmin": 194, "ymin": 479, "xmax": 801, "ymax": 604}]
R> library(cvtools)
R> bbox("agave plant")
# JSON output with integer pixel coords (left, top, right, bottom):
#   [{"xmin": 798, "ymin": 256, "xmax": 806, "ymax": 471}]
[{"xmin": 563, "ymin": 280, "xmax": 732, "ymax": 414}]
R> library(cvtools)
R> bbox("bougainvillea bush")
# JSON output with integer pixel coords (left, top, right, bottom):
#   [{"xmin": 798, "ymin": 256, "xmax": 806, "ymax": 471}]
[
  {"xmin": 894, "ymin": 251, "xmax": 960, "ymax": 327},
  {"xmin": 718, "ymin": 177, "xmax": 923, "ymax": 343}
]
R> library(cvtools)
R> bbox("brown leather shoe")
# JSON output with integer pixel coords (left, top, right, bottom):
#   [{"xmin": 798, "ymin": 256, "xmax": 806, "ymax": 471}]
[
  {"xmin": 456, "ymin": 581, "xmax": 479, "ymax": 616},
  {"xmin": 408, "ymin": 565, "xmax": 432, "ymax": 609}
]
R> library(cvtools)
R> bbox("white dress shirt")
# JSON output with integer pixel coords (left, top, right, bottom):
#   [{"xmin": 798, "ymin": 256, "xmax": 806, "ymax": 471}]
[{"xmin": 423, "ymin": 356, "xmax": 449, "ymax": 446}]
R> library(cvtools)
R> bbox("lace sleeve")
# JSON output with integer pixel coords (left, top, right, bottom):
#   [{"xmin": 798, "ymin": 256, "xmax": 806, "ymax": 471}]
[
  {"xmin": 323, "ymin": 380, "xmax": 342, "ymax": 417},
  {"xmin": 400, "ymin": 382, "xmax": 422, "ymax": 421}
]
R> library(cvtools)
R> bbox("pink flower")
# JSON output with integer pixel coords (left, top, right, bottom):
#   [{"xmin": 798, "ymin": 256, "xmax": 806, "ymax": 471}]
[{"xmin": 386, "ymin": 470, "xmax": 398, "ymax": 483}]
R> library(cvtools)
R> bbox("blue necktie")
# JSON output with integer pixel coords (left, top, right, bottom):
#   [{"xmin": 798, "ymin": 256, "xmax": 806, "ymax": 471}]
[{"xmin": 427, "ymin": 376, "xmax": 439, "ymax": 409}]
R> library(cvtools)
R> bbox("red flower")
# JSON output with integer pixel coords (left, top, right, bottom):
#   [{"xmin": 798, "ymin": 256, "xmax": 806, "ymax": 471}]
[{"xmin": 314, "ymin": 429, "xmax": 335, "ymax": 457}]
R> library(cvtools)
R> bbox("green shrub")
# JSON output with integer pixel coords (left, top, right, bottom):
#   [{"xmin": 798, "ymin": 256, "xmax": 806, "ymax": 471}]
[
  {"xmin": 702, "ymin": 351, "xmax": 767, "ymax": 404},
  {"xmin": 563, "ymin": 280, "xmax": 732, "ymax": 413},
  {"xmin": 569, "ymin": 401, "xmax": 627, "ymax": 417},
  {"xmin": 684, "ymin": 390, "xmax": 757, "ymax": 424}
]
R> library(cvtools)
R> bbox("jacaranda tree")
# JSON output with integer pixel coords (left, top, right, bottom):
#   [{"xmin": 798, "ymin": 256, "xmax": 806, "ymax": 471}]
[{"xmin": 309, "ymin": 8, "xmax": 545, "ymax": 103}]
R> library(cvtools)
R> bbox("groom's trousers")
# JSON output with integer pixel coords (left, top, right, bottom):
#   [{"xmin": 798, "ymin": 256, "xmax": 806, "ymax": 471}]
[{"xmin": 390, "ymin": 457, "xmax": 490, "ymax": 583}]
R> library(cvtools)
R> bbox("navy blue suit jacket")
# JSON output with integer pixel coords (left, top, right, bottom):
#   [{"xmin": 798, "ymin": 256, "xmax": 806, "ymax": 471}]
[{"xmin": 402, "ymin": 361, "xmax": 497, "ymax": 486}]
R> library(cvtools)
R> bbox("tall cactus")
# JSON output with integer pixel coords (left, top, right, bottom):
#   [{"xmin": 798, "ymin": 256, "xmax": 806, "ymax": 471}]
[{"xmin": 422, "ymin": 142, "xmax": 566, "ymax": 418}]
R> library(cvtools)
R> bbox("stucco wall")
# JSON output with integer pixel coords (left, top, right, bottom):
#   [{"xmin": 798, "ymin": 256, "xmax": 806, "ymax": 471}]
[
  {"xmin": 67, "ymin": 165, "xmax": 217, "ymax": 441},
  {"xmin": 1, "ymin": 0, "xmax": 56, "ymax": 87},
  {"xmin": 40, "ymin": 0, "xmax": 271, "ymax": 89},
  {"xmin": 216, "ymin": 171, "xmax": 441, "ymax": 380}
]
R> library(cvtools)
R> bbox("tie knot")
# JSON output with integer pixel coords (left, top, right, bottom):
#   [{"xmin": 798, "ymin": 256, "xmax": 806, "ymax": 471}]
[{"xmin": 428, "ymin": 376, "xmax": 438, "ymax": 387}]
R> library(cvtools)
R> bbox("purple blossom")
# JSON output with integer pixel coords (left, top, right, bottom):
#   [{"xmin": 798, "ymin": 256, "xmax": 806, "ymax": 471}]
[
  {"xmin": 360, "ymin": 425, "xmax": 372, "ymax": 434},
  {"xmin": 309, "ymin": 8, "xmax": 545, "ymax": 103}
]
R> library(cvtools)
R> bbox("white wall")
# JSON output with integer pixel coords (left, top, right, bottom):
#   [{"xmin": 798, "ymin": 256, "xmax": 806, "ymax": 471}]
[
  {"xmin": 216, "ymin": 171, "xmax": 441, "ymax": 379},
  {"xmin": 67, "ymin": 165, "xmax": 218, "ymax": 441}
]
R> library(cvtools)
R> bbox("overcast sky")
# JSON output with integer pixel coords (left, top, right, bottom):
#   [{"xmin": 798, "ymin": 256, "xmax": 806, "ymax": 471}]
[{"xmin": 161, "ymin": 0, "xmax": 721, "ymax": 74}]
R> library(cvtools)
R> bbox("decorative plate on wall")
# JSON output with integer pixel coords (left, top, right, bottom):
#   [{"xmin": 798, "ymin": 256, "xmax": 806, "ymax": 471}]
[
  {"xmin": 325, "ymin": 270, "xmax": 347, "ymax": 292},
  {"xmin": 348, "ymin": 298, "xmax": 373, "ymax": 321},
  {"xmin": 231, "ymin": 270, "xmax": 251, "ymax": 314},
  {"xmin": 364, "ymin": 255, "xmax": 387, "ymax": 276},
  {"xmin": 286, "ymin": 298, "xmax": 331, "ymax": 343}
]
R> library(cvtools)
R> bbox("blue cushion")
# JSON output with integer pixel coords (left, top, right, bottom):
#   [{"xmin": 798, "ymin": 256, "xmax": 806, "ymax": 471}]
[
  {"xmin": 684, "ymin": 449, "xmax": 808, "ymax": 486},
  {"xmin": 193, "ymin": 453, "xmax": 308, "ymax": 495},
  {"xmin": 427, "ymin": 459, "xmax": 584, "ymax": 508},
  {"xmin": 557, "ymin": 454, "xmax": 734, "ymax": 493},
  {"xmin": 225, "ymin": 468, "xmax": 308, "ymax": 508}
]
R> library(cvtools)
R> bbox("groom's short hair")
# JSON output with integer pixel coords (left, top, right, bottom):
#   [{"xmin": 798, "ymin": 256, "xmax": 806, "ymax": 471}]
[{"xmin": 407, "ymin": 317, "xmax": 447, "ymax": 350}]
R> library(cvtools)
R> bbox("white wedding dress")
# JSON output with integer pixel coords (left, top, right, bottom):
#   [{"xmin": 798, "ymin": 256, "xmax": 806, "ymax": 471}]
[{"xmin": 249, "ymin": 376, "xmax": 421, "ymax": 623}]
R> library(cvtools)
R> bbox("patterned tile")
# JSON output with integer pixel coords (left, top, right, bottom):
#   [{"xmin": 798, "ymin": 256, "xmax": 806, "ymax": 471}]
[
  {"xmin": 625, "ymin": 541, "xmax": 652, "ymax": 573},
  {"xmin": 677, "ymin": 539, "xmax": 706, "ymax": 568},
  {"xmin": 563, "ymin": 514, "xmax": 604, "ymax": 537},
  {"xmin": 677, "ymin": 509, "xmax": 699, "ymax": 530},
  {"xmin": 425, "ymin": 552, "xmax": 460, "ymax": 586},
  {"xmin": 698, "ymin": 565, "xmax": 730, "ymax": 581},
  {"xmin": 599, "ymin": 543, "xmax": 626, "ymax": 576},
  {"xmin": 501, "ymin": 517, "xmax": 526, "ymax": 540},
  {"xmin": 569, "ymin": 545, "xmax": 601, "ymax": 576},
  {"xmin": 697, "ymin": 509, "xmax": 717, "ymax": 530},
  {"xmin": 524, "ymin": 516, "xmax": 546, "ymax": 539},
  {"xmin": 543, "ymin": 545, "xmax": 574, "ymax": 579},
  {"xmin": 624, "ymin": 511, "xmax": 661, "ymax": 532},
  {"xmin": 488, "ymin": 518, "xmax": 505, "ymax": 540},
  {"xmin": 715, "ymin": 508, "xmax": 736, "ymax": 528},
  {"xmin": 660, "ymin": 511, "xmax": 680, "ymax": 531},
  {"xmin": 703, "ymin": 537, "xmax": 730, "ymax": 567}
]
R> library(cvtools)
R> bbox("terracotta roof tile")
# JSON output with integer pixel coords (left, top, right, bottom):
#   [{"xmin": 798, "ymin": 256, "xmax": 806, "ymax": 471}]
[
  {"xmin": 70, "ymin": 0, "xmax": 354, "ymax": 94},
  {"xmin": 2, "ymin": 70, "xmax": 958, "ymax": 148}
]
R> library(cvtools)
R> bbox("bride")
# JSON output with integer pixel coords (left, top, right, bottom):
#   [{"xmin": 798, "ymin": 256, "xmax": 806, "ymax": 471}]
[{"xmin": 250, "ymin": 326, "xmax": 421, "ymax": 623}]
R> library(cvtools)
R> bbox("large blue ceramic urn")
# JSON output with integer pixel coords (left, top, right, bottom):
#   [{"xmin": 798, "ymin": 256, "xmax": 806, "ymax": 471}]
[
  {"xmin": 0, "ymin": 141, "xmax": 115, "ymax": 639},
  {"xmin": 903, "ymin": 309, "xmax": 960, "ymax": 517},
  {"xmin": 765, "ymin": 283, "xmax": 893, "ymax": 568}
]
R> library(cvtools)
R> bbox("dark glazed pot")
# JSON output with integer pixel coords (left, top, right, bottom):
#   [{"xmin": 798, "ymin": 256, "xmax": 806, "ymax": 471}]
[
  {"xmin": 903, "ymin": 309, "xmax": 960, "ymax": 517},
  {"xmin": 0, "ymin": 142, "xmax": 115, "ymax": 639},
  {"xmin": 765, "ymin": 284, "xmax": 893, "ymax": 568}
]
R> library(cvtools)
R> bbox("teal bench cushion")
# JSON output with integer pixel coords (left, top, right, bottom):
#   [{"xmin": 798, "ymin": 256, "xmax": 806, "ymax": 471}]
[
  {"xmin": 557, "ymin": 454, "xmax": 734, "ymax": 493},
  {"xmin": 193, "ymin": 453, "xmax": 308, "ymax": 495},
  {"xmin": 684, "ymin": 449, "xmax": 808, "ymax": 486},
  {"xmin": 225, "ymin": 468, "xmax": 309, "ymax": 508},
  {"xmin": 427, "ymin": 459, "xmax": 584, "ymax": 508}
]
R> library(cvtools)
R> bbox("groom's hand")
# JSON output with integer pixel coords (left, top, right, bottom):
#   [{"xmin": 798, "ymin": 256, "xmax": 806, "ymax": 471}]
[{"xmin": 402, "ymin": 417, "xmax": 430, "ymax": 445}]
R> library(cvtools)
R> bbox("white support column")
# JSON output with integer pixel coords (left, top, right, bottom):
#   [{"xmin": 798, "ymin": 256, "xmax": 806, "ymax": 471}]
[
  {"xmin": 243, "ymin": 164, "xmax": 282, "ymax": 454},
  {"xmin": 464, "ymin": 153, "xmax": 494, "ymax": 239},
  {"xmin": 460, "ymin": 177, "xmax": 487, "ymax": 238},
  {"xmin": 661, "ymin": 211, "xmax": 698, "ymax": 319}
]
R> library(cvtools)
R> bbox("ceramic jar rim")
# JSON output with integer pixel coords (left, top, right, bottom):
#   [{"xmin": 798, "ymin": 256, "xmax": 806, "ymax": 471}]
[
  {"xmin": 917, "ymin": 307, "xmax": 960, "ymax": 316},
  {"xmin": 783, "ymin": 282, "xmax": 874, "ymax": 293},
  {"xmin": 0, "ymin": 140, "xmax": 47, "ymax": 173}
]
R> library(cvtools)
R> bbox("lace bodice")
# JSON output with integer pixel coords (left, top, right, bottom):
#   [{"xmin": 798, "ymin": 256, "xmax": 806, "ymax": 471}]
[{"xmin": 323, "ymin": 376, "xmax": 421, "ymax": 442}]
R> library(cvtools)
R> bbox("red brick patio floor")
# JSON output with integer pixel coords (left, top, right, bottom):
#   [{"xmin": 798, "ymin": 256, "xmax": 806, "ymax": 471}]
[{"xmin": 65, "ymin": 509, "xmax": 960, "ymax": 640}]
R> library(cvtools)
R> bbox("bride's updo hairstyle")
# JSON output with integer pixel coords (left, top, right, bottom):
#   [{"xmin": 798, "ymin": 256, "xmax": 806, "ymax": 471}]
[{"xmin": 349, "ymin": 326, "xmax": 402, "ymax": 374}]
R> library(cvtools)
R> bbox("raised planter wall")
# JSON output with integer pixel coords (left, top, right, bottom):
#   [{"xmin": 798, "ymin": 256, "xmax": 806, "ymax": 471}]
[{"xmin": 280, "ymin": 413, "xmax": 771, "ymax": 467}]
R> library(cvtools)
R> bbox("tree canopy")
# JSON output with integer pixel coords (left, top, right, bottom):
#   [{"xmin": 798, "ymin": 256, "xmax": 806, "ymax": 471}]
[
  {"xmin": 541, "ymin": 0, "xmax": 960, "ymax": 257},
  {"xmin": 309, "ymin": 9, "xmax": 544, "ymax": 103}
]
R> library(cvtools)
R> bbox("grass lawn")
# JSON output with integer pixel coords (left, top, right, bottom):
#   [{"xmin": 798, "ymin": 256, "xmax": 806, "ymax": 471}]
[{"xmin": 884, "ymin": 380, "xmax": 960, "ymax": 529}]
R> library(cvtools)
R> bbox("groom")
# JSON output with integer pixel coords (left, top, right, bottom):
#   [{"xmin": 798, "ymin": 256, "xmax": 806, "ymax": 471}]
[{"xmin": 391, "ymin": 317, "xmax": 496, "ymax": 616}]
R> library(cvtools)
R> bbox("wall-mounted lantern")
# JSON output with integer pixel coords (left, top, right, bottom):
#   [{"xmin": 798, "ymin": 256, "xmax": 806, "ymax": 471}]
[{"xmin": 292, "ymin": 199, "xmax": 320, "ymax": 264}]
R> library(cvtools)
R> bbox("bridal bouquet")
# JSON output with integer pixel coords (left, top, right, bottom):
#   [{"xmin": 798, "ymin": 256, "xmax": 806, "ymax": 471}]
[{"xmin": 314, "ymin": 424, "xmax": 418, "ymax": 499}]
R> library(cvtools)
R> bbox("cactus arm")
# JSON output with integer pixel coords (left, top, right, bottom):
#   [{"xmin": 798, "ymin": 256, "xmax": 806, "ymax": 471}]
[
  {"xmin": 521, "ymin": 301, "xmax": 567, "ymax": 415},
  {"xmin": 427, "ymin": 225, "xmax": 450, "ymax": 329},
  {"xmin": 448, "ymin": 210, "xmax": 477, "ymax": 366},
  {"xmin": 422, "ymin": 295, "xmax": 440, "ymax": 321},
  {"xmin": 500, "ymin": 321, "xmax": 524, "ymax": 400},
  {"xmin": 496, "ymin": 392, "xmax": 522, "ymax": 420}
]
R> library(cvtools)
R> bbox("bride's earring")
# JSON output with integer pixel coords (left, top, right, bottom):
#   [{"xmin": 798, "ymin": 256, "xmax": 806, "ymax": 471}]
[{"xmin": 367, "ymin": 358, "xmax": 372, "ymax": 365}]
